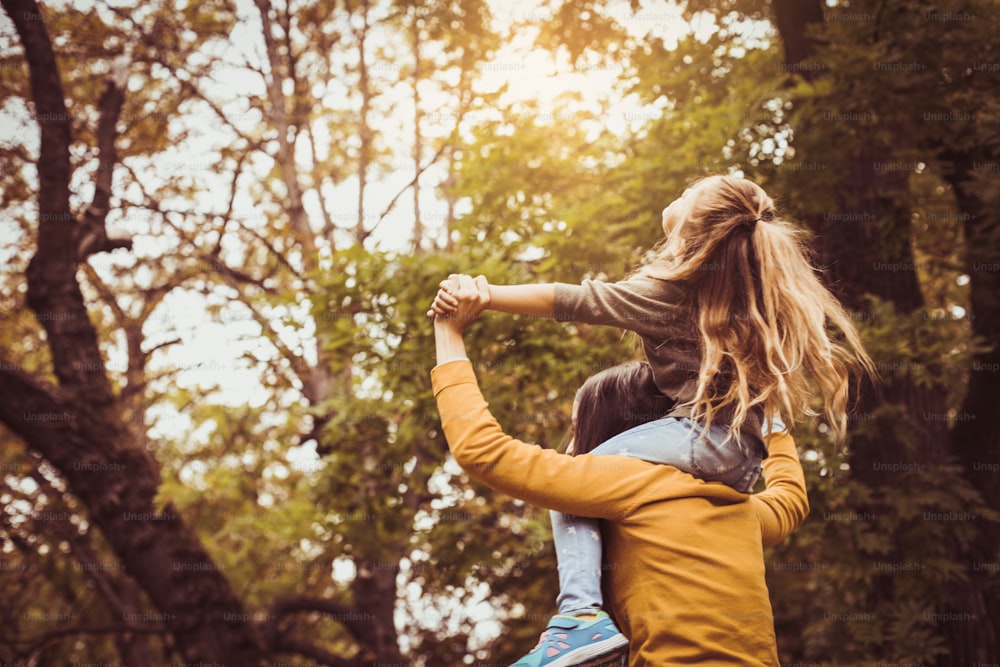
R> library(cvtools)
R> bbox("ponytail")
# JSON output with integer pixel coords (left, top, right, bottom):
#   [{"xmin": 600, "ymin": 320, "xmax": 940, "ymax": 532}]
[{"xmin": 642, "ymin": 175, "xmax": 875, "ymax": 443}]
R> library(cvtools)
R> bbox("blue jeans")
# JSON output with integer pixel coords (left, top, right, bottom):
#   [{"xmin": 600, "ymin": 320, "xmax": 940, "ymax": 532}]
[{"xmin": 553, "ymin": 416, "xmax": 782, "ymax": 616}]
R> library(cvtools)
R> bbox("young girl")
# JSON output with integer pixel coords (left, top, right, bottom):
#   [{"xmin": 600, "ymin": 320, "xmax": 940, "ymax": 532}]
[{"xmin": 429, "ymin": 174, "xmax": 874, "ymax": 667}]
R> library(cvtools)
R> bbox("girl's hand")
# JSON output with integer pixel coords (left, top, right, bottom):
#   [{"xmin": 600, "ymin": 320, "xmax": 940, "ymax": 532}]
[
  {"xmin": 426, "ymin": 274, "xmax": 490, "ymax": 318},
  {"xmin": 427, "ymin": 275, "xmax": 460, "ymax": 318},
  {"xmin": 432, "ymin": 274, "xmax": 490, "ymax": 333}
]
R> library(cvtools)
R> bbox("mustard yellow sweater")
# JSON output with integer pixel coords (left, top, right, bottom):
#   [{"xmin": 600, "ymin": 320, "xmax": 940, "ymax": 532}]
[{"xmin": 432, "ymin": 360, "xmax": 809, "ymax": 666}]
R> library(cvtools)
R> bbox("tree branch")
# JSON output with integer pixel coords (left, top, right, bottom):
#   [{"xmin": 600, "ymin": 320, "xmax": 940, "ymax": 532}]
[
  {"xmin": 134, "ymin": 177, "xmax": 292, "ymax": 292},
  {"xmin": 231, "ymin": 215, "xmax": 305, "ymax": 281},
  {"xmin": 0, "ymin": 355, "xmax": 71, "ymax": 446},
  {"xmin": 1, "ymin": 0, "xmax": 71, "ymax": 225},
  {"xmin": 105, "ymin": 2, "xmax": 263, "ymax": 151},
  {"xmin": 362, "ymin": 83, "xmax": 475, "ymax": 242},
  {"xmin": 3, "ymin": 0, "xmax": 118, "ymax": 397},
  {"xmin": 80, "ymin": 261, "xmax": 127, "ymax": 324},
  {"xmin": 266, "ymin": 596, "xmax": 370, "ymax": 645},
  {"xmin": 270, "ymin": 634, "xmax": 365, "ymax": 667},
  {"xmin": 30, "ymin": 475, "xmax": 128, "ymax": 609},
  {"xmin": 11, "ymin": 622, "xmax": 166, "ymax": 656},
  {"xmin": 252, "ymin": 0, "xmax": 315, "ymax": 260},
  {"xmin": 77, "ymin": 54, "xmax": 133, "ymax": 261},
  {"xmin": 361, "ymin": 138, "xmax": 452, "ymax": 242}
]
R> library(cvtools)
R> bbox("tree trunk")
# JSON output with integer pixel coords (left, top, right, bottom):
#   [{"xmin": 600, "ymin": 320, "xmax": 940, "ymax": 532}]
[
  {"xmin": 0, "ymin": 373, "xmax": 268, "ymax": 664},
  {"xmin": 764, "ymin": 1, "xmax": 997, "ymax": 662},
  {"xmin": 771, "ymin": 0, "xmax": 824, "ymax": 68},
  {"xmin": 353, "ymin": 564, "xmax": 406, "ymax": 662},
  {"xmin": 354, "ymin": 0, "xmax": 374, "ymax": 244},
  {"xmin": 252, "ymin": 0, "xmax": 315, "ymax": 260},
  {"xmin": 1, "ymin": 0, "xmax": 270, "ymax": 662},
  {"xmin": 940, "ymin": 156, "xmax": 1000, "ymax": 662},
  {"xmin": 249, "ymin": 0, "xmax": 407, "ymax": 660}
]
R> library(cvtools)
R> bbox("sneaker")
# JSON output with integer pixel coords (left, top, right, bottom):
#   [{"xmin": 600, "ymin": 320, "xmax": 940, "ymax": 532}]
[{"xmin": 510, "ymin": 611, "xmax": 628, "ymax": 667}]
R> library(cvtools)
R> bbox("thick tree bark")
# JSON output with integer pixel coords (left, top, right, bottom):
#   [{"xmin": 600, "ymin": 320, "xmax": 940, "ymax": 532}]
[
  {"xmin": 32, "ymin": 474, "xmax": 158, "ymax": 667},
  {"xmin": 0, "ymin": 0, "xmax": 269, "ymax": 663},
  {"xmin": 811, "ymin": 140, "xmax": 954, "ymax": 663},
  {"xmin": 768, "ymin": 0, "xmax": 948, "ymax": 466},
  {"xmin": 353, "ymin": 563, "xmax": 406, "ymax": 662},
  {"xmin": 0, "ymin": 368, "xmax": 267, "ymax": 664},
  {"xmin": 945, "ymin": 157, "xmax": 1000, "ymax": 516}
]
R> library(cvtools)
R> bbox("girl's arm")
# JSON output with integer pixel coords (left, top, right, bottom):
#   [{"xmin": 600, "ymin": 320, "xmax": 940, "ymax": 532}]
[
  {"xmin": 487, "ymin": 283, "xmax": 555, "ymax": 317},
  {"xmin": 430, "ymin": 273, "xmax": 686, "ymax": 341},
  {"xmin": 428, "ymin": 276, "xmax": 555, "ymax": 318}
]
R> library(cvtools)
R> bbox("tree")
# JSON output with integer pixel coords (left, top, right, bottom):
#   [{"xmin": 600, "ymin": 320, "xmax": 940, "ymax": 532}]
[
  {"xmin": 760, "ymin": 0, "xmax": 1000, "ymax": 660},
  {"xmin": 0, "ymin": 0, "xmax": 267, "ymax": 662}
]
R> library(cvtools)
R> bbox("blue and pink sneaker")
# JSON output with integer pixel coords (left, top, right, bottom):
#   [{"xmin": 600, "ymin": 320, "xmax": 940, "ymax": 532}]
[{"xmin": 510, "ymin": 611, "xmax": 628, "ymax": 667}]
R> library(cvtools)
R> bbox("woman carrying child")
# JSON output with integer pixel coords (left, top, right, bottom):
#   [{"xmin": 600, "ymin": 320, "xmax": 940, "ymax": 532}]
[{"xmin": 430, "ymin": 175, "xmax": 874, "ymax": 665}]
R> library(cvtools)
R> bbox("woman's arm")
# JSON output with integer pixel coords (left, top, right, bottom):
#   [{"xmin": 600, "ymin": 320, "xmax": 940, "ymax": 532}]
[
  {"xmin": 432, "ymin": 356, "xmax": 724, "ymax": 520},
  {"xmin": 431, "ymin": 278, "xmax": 628, "ymax": 518},
  {"xmin": 749, "ymin": 432, "xmax": 810, "ymax": 547},
  {"xmin": 435, "ymin": 314, "xmax": 471, "ymax": 365}
]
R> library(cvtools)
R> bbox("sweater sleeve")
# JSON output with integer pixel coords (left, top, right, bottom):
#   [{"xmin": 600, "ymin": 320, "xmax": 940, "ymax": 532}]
[
  {"xmin": 431, "ymin": 360, "xmax": 718, "ymax": 519},
  {"xmin": 750, "ymin": 431, "xmax": 810, "ymax": 548},
  {"xmin": 553, "ymin": 274, "xmax": 686, "ymax": 338}
]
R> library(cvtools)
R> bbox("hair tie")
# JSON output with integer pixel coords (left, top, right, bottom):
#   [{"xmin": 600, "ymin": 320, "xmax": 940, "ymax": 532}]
[{"xmin": 744, "ymin": 210, "xmax": 775, "ymax": 232}]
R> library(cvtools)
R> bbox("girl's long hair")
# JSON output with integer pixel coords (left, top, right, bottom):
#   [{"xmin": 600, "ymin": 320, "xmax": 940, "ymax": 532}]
[
  {"xmin": 642, "ymin": 175, "xmax": 875, "ymax": 443},
  {"xmin": 571, "ymin": 361, "xmax": 676, "ymax": 456}
]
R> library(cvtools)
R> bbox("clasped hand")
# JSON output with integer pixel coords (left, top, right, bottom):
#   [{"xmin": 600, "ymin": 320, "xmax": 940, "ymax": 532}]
[{"xmin": 427, "ymin": 274, "xmax": 491, "ymax": 333}]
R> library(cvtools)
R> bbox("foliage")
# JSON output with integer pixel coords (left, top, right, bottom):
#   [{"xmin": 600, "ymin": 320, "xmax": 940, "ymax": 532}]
[{"xmin": 1, "ymin": 0, "xmax": 998, "ymax": 664}]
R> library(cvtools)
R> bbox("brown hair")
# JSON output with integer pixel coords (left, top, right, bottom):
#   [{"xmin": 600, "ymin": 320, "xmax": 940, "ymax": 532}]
[
  {"xmin": 642, "ymin": 175, "xmax": 875, "ymax": 442},
  {"xmin": 570, "ymin": 361, "xmax": 676, "ymax": 456}
]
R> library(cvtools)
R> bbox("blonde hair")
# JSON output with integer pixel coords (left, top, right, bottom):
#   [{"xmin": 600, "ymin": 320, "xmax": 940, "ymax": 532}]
[{"xmin": 642, "ymin": 175, "xmax": 875, "ymax": 443}]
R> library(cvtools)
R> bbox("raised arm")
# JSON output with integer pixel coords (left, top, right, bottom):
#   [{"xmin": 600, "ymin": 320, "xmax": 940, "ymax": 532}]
[
  {"xmin": 430, "ymin": 272, "xmax": 687, "ymax": 342},
  {"xmin": 433, "ymin": 357, "xmax": 653, "ymax": 519}
]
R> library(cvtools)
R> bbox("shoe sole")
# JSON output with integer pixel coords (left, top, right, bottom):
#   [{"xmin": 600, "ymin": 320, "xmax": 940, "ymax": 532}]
[
  {"xmin": 516, "ymin": 634, "xmax": 628, "ymax": 667},
  {"xmin": 573, "ymin": 647, "xmax": 628, "ymax": 667}
]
